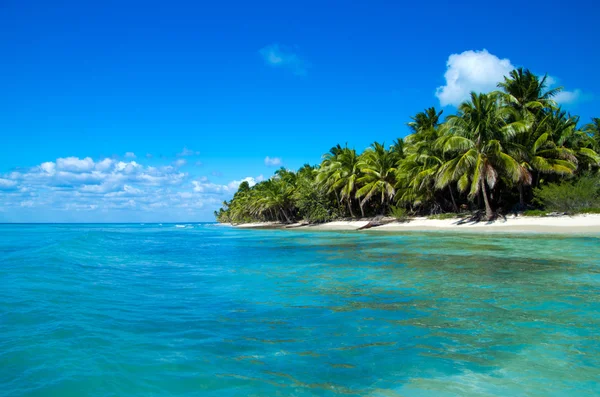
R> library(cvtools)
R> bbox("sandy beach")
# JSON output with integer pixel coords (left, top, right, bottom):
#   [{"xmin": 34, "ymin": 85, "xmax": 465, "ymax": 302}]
[{"xmin": 234, "ymin": 214, "xmax": 600, "ymax": 234}]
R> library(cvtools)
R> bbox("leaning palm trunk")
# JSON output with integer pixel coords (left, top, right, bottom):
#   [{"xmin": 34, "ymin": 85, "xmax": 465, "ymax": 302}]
[
  {"xmin": 347, "ymin": 198, "xmax": 356, "ymax": 218},
  {"xmin": 480, "ymin": 179, "xmax": 494, "ymax": 220},
  {"xmin": 518, "ymin": 184, "xmax": 525, "ymax": 208},
  {"xmin": 280, "ymin": 208, "xmax": 291, "ymax": 223},
  {"xmin": 448, "ymin": 185, "xmax": 458, "ymax": 212}
]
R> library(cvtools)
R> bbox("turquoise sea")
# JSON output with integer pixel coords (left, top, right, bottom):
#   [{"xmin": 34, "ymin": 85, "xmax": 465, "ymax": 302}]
[{"xmin": 1, "ymin": 224, "xmax": 599, "ymax": 396}]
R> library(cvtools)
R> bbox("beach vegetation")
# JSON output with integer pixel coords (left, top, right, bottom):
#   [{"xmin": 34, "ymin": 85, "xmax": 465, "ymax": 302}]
[
  {"xmin": 389, "ymin": 205, "xmax": 410, "ymax": 221},
  {"xmin": 216, "ymin": 68, "xmax": 600, "ymax": 224},
  {"xmin": 429, "ymin": 212, "xmax": 462, "ymax": 220},
  {"xmin": 533, "ymin": 175, "xmax": 600, "ymax": 213},
  {"xmin": 522, "ymin": 209, "xmax": 549, "ymax": 217}
]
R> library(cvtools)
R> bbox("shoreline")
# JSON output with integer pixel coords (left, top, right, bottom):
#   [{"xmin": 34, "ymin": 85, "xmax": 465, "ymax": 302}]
[{"xmin": 232, "ymin": 214, "xmax": 600, "ymax": 234}]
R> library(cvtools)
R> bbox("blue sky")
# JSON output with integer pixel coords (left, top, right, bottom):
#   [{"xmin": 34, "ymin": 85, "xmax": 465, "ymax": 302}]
[{"xmin": 1, "ymin": 0, "xmax": 598, "ymax": 222}]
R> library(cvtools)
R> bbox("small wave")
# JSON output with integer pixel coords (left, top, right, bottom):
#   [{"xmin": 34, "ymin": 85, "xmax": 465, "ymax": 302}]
[{"xmin": 175, "ymin": 225, "xmax": 187, "ymax": 228}]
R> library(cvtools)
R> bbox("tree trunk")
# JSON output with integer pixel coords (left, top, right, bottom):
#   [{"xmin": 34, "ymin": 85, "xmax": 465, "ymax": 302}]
[
  {"xmin": 518, "ymin": 184, "xmax": 525, "ymax": 209},
  {"xmin": 280, "ymin": 208, "xmax": 291, "ymax": 223},
  {"xmin": 359, "ymin": 203, "xmax": 365, "ymax": 218},
  {"xmin": 347, "ymin": 198, "xmax": 356, "ymax": 218},
  {"xmin": 480, "ymin": 178, "xmax": 493, "ymax": 220},
  {"xmin": 448, "ymin": 185, "xmax": 458, "ymax": 212}
]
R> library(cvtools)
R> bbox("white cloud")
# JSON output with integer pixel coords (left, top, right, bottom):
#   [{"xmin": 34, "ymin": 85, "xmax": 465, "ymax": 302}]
[
  {"xmin": 177, "ymin": 147, "xmax": 200, "ymax": 157},
  {"xmin": 264, "ymin": 156, "xmax": 282, "ymax": 167},
  {"xmin": 554, "ymin": 89, "xmax": 582, "ymax": 105},
  {"xmin": 541, "ymin": 75, "xmax": 585, "ymax": 105},
  {"xmin": 259, "ymin": 44, "xmax": 308, "ymax": 76},
  {"xmin": 191, "ymin": 176, "xmax": 261, "ymax": 194},
  {"xmin": 125, "ymin": 152, "xmax": 136, "ymax": 158},
  {"xmin": 39, "ymin": 162, "xmax": 56, "ymax": 175},
  {"xmin": 95, "ymin": 158, "xmax": 114, "ymax": 172},
  {"xmin": 173, "ymin": 159, "xmax": 187, "ymax": 167},
  {"xmin": 0, "ymin": 156, "xmax": 264, "ymax": 222},
  {"xmin": 227, "ymin": 177, "xmax": 259, "ymax": 190},
  {"xmin": 56, "ymin": 157, "xmax": 95, "ymax": 172},
  {"xmin": 436, "ymin": 49, "xmax": 515, "ymax": 107},
  {"xmin": 115, "ymin": 161, "xmax": 141, "ymax": 173},
  {"xmin": 0, "ymin": 178, "xmax": 17, "ymax": 189}
]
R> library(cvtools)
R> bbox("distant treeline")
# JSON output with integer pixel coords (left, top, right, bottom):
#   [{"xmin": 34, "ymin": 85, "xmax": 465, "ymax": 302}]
[{"xmin": 216, "ymin": 68, "xmax": 600, "ymax": 223}]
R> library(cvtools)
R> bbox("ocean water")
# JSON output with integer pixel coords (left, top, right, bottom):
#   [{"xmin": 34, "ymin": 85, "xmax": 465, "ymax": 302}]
[{"xmin": 1, "ymin": 224, "xmax": 599, "ymax": 397}]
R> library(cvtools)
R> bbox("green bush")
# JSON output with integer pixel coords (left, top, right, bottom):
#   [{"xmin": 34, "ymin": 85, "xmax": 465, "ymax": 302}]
[
  {"xmin": 429, "ymin": 212, "xmax": 461, "ymax": 220},
  {"xmin": 522, "ymin": 209, "xmax": 548, "ymax": 217},
  {"xmin": 579, "ymin": 207, "xmax": 600, "ymax": 214},
  {"xmin": 533, "ymin": 175, "xmax": 600, "ymax": 213},
  {"xmin": 389, "ymin": 205, "xmax": 410, "ymax": 221}
]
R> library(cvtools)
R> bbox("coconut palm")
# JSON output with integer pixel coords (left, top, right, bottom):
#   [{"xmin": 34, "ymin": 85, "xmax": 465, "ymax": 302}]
[
  {"xmin": 436, "ymin": 92, "xmax": 528, "ymax": 219},
  {"xmin": 548, "ymin": 110, "xmax": 600, "ymax": 172},
  {"xmin": 253, "ymin": 177, "xmax": 297, "ymax": 222},
  {"xmin": 408, "ymin": 107, "xmax": 443, "ymax": 134},
  {"xmin": 356, "ymin": 142, "xmax": 398, "ymax": 215},
  {"xmin": 508, "ymin": 112, "xmax": 581, "ymax": 205},
  {"xmin": 397, "ymin": 144, "xmax": 445, "ymax": 211},
  {"xmin": 497, "ymin": 68, "xmax": 561, "ymax": 117},
  {"xmin": 583, "ymin": 117, "xmax": 600, "ymax": 152},
  {"xmin": 317, "ymin": 146, "xmax": 363, "ymax": 217},
  {"xmin": 398, "ymin": 108, "xmax": 457, "ymax": 212}
]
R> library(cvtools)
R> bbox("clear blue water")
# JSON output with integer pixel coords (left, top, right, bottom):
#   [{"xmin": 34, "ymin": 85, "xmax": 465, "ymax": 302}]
[{"xmin": 1, "ymin": 224, "xmax": 599, "ymax": 396}]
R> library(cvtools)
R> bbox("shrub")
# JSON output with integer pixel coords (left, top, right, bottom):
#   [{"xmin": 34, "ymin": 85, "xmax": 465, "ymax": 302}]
[
  {"xmin": 533, "ymin": 175, "xmax": 600, "ymax": 213},
  {"xmin": 522, "ymin": 209, "xmax": 548, "ymax": 217},
  {"xmin": 429, "ymin": 212, "xmax": 461, "ymax": 220},
  {"xmin": 579, "ymin": 208, "xmax": 600, "ymax": 214},
  {"xmin": 389, "ymin": 205, "xmax": 410, "ymax": 222}
]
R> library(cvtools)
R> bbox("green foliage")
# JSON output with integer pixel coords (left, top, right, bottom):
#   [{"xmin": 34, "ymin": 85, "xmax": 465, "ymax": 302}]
[
  {"xmin": 533, "ymin": 175, "xmax": 600, "ymax": 213},
  {"xmin": 389, "ymin": 205, "xmax": 410, "ymax": 221},
  {"xmin": 579, "ymin": 207, "xmax": 600, "ymax": 214},
  {"xmin": 294, "ymin": 166, "xmax": 338, "ymax": 223},
  {"xmin": 429, "ymin": 212, "xmax": 461, "ymax": 220},
  {"xmin": 522, "ymin": 209, "xmax": 549, "ymax": 217},
  {"xmin": 215, "ymin": 68, "xmax": 600, "ymax": 224}
]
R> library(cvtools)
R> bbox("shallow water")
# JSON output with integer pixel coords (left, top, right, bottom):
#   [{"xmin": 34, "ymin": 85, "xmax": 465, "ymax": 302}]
[{"xmin": 1, "ymin": 224, "xmax": 599, "ymax": 396}]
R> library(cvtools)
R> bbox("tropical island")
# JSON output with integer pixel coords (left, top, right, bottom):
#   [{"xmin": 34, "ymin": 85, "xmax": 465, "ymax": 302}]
[{"xmin": 215, "ymin": 68, "xmax": 600, "ymax": 231}]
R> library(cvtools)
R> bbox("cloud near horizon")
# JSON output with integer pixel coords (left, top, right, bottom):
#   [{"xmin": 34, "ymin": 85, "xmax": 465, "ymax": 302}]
[
  {"xmin": 436, "ymin": 49, "xmax": 515, "ymax": 107},
  {"xmin": 177, "ymin": 147, "xmax": 200, "ymax": 157},
  {"xmin": 436, "ymin": 49, "xmax": 586, "ymax": 107},
  {"xmin": 0, "ymin": 156, "xmax": 259, "ymax": 222},
  {"xmin": 553, "ymin": 87, "xmax": 584, "ymax": 105},
  {"xmin": 259, "ymin": 44, "xmax": 308, "ymax": 75},
  {"xmin": 264, "ymin": 156, "xmax": 282, "ymax": 167}
]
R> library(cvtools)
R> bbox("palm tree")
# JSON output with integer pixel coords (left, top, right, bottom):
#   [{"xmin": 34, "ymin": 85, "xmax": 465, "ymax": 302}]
[
  {"xmin": 397, "ymin": 145, "xmax": 446, "ymax": 211},
  {"xmin": 317, "ymin": 145, "xmax": 363, "ymax": 217},
  {"xmin": 398, "ymin": 108, "xmax": 456, "ymax": 212},
  {"xmin": 496, "ymin": 68, "xmax": 587, "ymax": 206},
  {"xmin": 356, "ymin": 142, "xmax": 399, "ymax": 215},
  {"xmin": 550, "ymin": 110, "xmax": 600, "ymax": 172},
  {"xmin": 436, "ymin": 92, "xmax": 527, "ymax": 219},
  {"xmin": 252, "ymin": 178, "xmax": 296, "ymax": 223},
  {"xmin": 497, "ymin": 68, "xmax": 561, "ymax": 117},
  {"xmin": 584, "ymin": 117, "xmax": 600, "ymax": 152},
  {"xmin": 508, "ymin": 112, "xmax": 580, "ymax": 205},
  {"xmin": 408, "ymin": 107, "xmax": 443, "ymax": 134}
]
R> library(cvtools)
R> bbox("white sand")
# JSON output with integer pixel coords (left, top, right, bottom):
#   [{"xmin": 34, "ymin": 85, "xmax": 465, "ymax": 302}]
[
  {"xmin": 234, "ymin": 214, "xmax": 600, "ymax": 234},
  {"xmin": 234, "ymin": 222, "xmax": 282, "ymax": 228}
]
